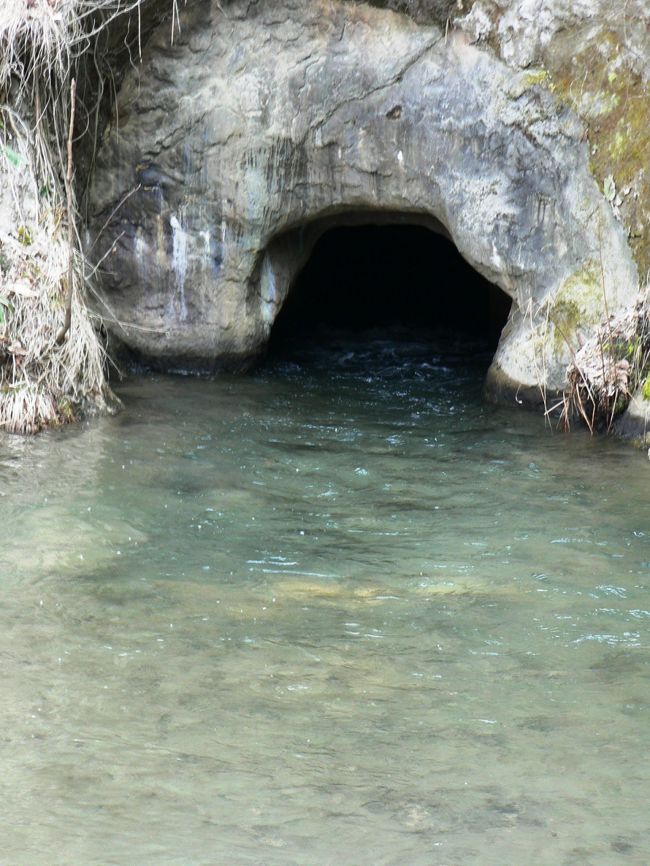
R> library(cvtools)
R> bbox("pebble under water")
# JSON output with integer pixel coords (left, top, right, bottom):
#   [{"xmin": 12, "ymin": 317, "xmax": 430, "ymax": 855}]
[{"xmin": 2, "ymin": 329, "xmax": 649, "ymax": 865}]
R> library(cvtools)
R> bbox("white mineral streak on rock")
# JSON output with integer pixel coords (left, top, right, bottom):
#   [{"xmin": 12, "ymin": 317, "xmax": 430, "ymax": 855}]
[
  {"xmin": 134, "ymin": 230, "xmax": 148, "ymax": 271},
  {"xmin": 170, "ymin": 214, "xmax": 188, "ymax": 321},
  {"xmin": 199, "ymin": 227, "xmax": 212, "ymax": 273},
  {"xmin": 260, "ymin": 254, "xmax": 277, "ymax": 326}
]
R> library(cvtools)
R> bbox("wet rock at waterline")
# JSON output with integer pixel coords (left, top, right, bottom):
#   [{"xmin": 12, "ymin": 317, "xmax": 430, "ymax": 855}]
[
  {"xmin": 88, "ymin": 0, "xmax": 639, "ymax": 400},
  {"xmin": 614, "ymin": 388, "xmax": 650, "ymax": 448}
]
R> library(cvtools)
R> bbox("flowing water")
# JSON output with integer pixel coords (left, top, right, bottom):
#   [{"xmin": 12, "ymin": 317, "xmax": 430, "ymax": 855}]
[{"xmin": 1, "ymin": 330, "xmax": 649, "ymax": 865}]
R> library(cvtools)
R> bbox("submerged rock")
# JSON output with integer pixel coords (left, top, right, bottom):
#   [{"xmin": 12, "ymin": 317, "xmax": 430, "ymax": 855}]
[{"xmin": 88, "ymin": 0, "xmax": 642, "ymax": 404}]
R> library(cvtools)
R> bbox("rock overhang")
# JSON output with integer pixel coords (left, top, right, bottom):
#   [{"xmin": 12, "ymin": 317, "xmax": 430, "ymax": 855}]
[{"xmin": 87, "ymin": 0, "xmax": 639, "ymax": 393}]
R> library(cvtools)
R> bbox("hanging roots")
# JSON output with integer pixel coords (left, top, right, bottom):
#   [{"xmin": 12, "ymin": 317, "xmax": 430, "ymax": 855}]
[
  {"xmin": 0, "ymin": 0, "xmax": 183, "ymax": 433},
  {"xmin": 559, "ymin": 289, "xmax": 650, "ymax": 434}
]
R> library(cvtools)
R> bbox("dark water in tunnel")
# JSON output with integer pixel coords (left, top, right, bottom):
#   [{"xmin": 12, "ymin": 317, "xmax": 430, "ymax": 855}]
[{"xmin": 1, "ymin": 328, "xmax": 649, "ymax": 865}]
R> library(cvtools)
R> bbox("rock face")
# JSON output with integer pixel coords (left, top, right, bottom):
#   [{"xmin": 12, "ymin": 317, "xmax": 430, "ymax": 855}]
[
  {"xmin": 88, "ymin": 0, "xmax": 640, "ymax": 399},
  {"xmin": 615, "ymin": 389, "xmax": 650, "ymax": 447},
  {"xmin": 457, "ymin": 0, "xmax": 650, "ymax": 282}
]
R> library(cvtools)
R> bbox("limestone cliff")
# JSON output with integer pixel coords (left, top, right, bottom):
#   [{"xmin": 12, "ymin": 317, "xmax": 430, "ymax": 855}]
[{"xmin": 88, "ymin": 0, "xmax": 642, "ymax": 411}]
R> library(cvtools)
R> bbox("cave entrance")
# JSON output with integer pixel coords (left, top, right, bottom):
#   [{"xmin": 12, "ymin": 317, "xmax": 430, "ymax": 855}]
[{"xmin": 267, "ymin": 222, "xmax": 511, "ymax": 364}]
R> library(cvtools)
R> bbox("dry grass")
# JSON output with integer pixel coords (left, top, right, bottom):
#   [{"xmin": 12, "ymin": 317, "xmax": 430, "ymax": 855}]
[
  {"xmin": 559, "ymin": 290, "xmax": 650, "ymax": 433},
  {"xmin": 0, "ymin": 169, "xmax": 110, "ymax": 433},
  {"xmin": 0, "ymin": 1, "xmax": 150, "ymax": 84},
  {"xmin": 0, "ymin": 0, "xmax": 181, "ymax": 433}
]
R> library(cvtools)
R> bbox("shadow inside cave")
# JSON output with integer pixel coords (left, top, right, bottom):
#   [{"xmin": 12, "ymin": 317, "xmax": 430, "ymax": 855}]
[{"xmin": 267, "ymin": 223, "xmax": 511, "ymax": 368}]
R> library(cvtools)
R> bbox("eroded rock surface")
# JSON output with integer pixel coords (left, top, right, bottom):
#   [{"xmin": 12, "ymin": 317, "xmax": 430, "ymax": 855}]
[
  {"xmin": 88, "ymin": 0, "xmax": 639, "ymax": 397},
  {"xmin": 458, "ymin": 0, "xmax": 650, "ymax": 279}
]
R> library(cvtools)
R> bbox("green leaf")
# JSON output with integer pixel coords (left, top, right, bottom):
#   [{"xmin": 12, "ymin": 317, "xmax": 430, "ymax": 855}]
[
  {"xmin": 0, "ymin": 144, "xmax": 22, "ymax": 168},
  {"xmin": 17, "ymin": 226, "xmax": 32, "ymax": 246}
]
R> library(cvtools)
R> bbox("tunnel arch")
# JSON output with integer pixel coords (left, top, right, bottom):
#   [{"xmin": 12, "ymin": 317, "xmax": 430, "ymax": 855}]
[
  {"xmin": 89, "ymin": 0, "xmax": 639, "ymax": 401},
  {"xmin": 263, "ymin": 214, "xmax": 512, "ymax": 364}
]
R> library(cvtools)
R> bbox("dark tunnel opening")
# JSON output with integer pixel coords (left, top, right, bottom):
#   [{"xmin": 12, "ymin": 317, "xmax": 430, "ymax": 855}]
[{"xmin": 268, "ymin": 224, "xmax": 512, "ymax": 361}]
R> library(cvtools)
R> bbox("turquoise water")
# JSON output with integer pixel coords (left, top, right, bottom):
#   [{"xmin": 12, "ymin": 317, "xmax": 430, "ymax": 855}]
[{"xmin": 1, "ymin": 331, "xmax": 649, "ymax": 865}]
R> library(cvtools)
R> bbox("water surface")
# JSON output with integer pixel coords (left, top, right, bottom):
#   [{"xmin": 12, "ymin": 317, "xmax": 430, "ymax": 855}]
[{"xmin": 1, "ymin": 331, "xmax": 649, "ymax": 865}]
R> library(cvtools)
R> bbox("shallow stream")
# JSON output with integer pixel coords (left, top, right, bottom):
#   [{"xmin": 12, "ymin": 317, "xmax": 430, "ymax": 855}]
[{"xmin": 2, "ymin": 330, "xmax": 649, "ymax": 865}]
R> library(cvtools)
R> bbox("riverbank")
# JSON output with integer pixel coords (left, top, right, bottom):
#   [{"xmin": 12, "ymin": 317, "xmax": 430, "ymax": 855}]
[
  {"xmin": 0, "ymin": 0, "xmax": 127, "ymax": 430},
  {"xmin": 1, "ymin": 0, "xmax": 648, "ymax": 443}
]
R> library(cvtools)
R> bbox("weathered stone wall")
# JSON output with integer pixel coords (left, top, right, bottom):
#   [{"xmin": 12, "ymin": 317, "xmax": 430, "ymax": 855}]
[
  {"xmin": 88, "ymin": 0, "xmax": 641, "ymax": 403},
  {"xmin": 456, "ymin": 0, "xmax": 649, "ymax": 281}
]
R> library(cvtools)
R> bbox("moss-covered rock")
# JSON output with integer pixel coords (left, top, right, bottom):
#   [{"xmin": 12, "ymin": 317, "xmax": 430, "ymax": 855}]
[
  {"xmin": 457, "ymin": 1, "xmax": 649, "ymax": 280},
  {"xmin": 548, "ymin": 262, "xmax": 604, "ymax": 351},
  {"xmin": 548, "ymin": 31, "xmax": 649, "ymax": 279}
]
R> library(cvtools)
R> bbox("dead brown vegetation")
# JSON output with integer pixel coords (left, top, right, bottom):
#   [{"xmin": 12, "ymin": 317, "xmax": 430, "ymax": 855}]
[
  {"xmin": 0, "ymin": 0, "xmax": 181, "ymax": 432},
  {"xmin": 558, "ymin": 290, "xmax": 650, "ymax": 434}
]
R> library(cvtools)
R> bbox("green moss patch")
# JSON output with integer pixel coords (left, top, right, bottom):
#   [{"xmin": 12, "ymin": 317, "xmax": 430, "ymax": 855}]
[
  {"xmin": 522, "ymin": 68, "xmax": 550, "ymax": 88},
  {"xmin": 547, "ymin": 30, "xmax": 650, "ymax": 276},
  {"xmin": 549, "ymin": 261, "xmax": 605, "ymax": 350}
]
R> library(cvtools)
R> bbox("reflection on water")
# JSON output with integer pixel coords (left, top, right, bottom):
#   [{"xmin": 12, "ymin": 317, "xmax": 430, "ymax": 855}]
[{"xmin": 1, "ymin": 330, "xmax": 649, "ymax": 865}]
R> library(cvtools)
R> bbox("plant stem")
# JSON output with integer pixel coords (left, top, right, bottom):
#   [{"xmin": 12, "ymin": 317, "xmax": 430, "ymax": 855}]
[{"xmin": 55, "ymin": 77, "xmax": 76, "ymax": 345}]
